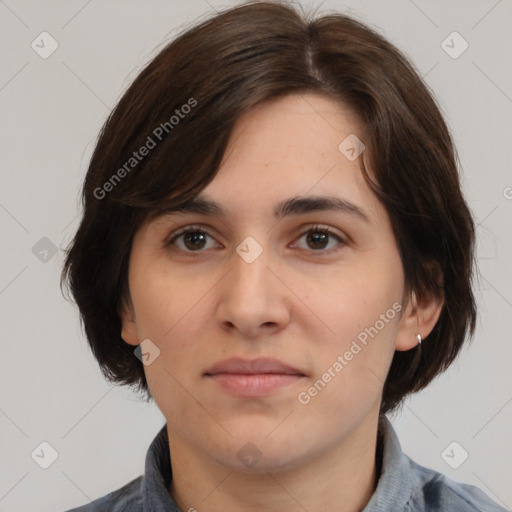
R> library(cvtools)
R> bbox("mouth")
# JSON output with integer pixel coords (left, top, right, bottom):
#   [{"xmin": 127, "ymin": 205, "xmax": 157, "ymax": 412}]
[{"xmin": 204, "ymin": 357, "xmax": 306, "ymax": 397}]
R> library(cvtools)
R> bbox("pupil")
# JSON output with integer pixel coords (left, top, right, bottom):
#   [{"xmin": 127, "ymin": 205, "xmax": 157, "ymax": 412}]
[
  {"xmin": 185, "ymin": 231, "xmax": 206, "ymax": 250},
  {"xmin": 308, "ymin": 231, "xmax": 327, "ymax": 249}
]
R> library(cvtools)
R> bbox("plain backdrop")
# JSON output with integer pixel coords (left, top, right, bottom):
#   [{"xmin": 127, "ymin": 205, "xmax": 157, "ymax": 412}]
[{"xmin": 0, "ymin": 0, "xmax": 511, "ymax": 510}]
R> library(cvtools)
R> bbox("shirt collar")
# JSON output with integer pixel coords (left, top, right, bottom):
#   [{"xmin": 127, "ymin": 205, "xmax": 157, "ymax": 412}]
[
  {"xmin": 142, "ymin": 416, "xmax": 415, "ymax": 511},
  {"xmin": 363, "ymin": 415, "xmax": 417, "ymax": 511},
  {"xmin": 142, "ymin": 424, "xmax": 178, "ymax": 511}
]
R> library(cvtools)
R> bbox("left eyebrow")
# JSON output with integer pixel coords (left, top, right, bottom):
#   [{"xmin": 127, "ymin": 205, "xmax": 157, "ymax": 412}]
[
  {"xmin": 273, "ymin": 195, "xmax": 369, "ymax": 222},
  {"xmin": 156, "ymin": 194, "xmax": 370, "ymax": 223}
]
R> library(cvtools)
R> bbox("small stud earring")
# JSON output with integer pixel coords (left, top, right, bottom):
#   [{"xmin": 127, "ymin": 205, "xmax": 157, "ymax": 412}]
[{"xmin": 417, "ymin": 334, "xmax": 422, "ymax": 344}]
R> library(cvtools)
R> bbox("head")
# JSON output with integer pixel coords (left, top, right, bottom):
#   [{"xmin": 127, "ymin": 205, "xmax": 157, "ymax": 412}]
[{"xmin": 62, "ymin": 1, "xmax": 476, "ymax": 471}]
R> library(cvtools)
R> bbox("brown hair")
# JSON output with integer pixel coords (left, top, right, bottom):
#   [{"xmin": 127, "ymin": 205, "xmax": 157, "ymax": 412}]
[{"xmin": 61, "ymin": 0, "xmax": 476, "ymax": 414}]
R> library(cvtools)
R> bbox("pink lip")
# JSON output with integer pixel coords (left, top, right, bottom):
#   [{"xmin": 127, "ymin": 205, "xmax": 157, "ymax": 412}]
[{"xmin": 205, "ymin": 357, "xmax": 306, "ymax": 397}]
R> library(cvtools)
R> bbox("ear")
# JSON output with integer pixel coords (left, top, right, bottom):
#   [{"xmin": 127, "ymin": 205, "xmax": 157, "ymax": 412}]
[
  {"xmin": 119, "ymin": 298, "xmax": 140, "ymax": 347},
  {"xmin": 395, "ymin": 288, "xmax": 444, "ymax": 351}
]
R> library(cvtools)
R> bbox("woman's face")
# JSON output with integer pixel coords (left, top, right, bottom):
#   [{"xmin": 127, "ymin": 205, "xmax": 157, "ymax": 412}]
[{"xmin": 121, "ymin": 93, "xmax": 418, "ymax": 472}]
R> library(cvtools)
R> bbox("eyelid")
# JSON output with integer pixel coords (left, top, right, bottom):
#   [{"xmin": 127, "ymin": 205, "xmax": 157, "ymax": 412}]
[
  {"xmin": 289, "ymin": 223, "xmax": 347, "ymax": 253},
  {"xmin": 165, "ymin": 223, "xmax": 219, "ymax": 246}
]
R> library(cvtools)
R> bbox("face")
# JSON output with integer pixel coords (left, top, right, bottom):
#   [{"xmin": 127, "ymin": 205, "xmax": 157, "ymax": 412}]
[{"xmin": 121, "ymin": 93, "xmax": 424, "ymax": 473}]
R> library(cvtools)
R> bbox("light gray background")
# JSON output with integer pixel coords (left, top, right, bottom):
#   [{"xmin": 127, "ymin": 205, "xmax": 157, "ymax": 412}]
[{"xmin": 1, "ymin": 0, "xmax": 511, "ymax": 510}]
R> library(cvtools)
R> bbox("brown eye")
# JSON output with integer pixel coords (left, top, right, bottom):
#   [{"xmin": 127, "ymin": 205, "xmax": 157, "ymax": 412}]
[
  {"xmin": 182, "ymin": 231, "xmax": 208, "ymax": 251},
  {"xmin": 292, "ymin": 225, "xmax": 346, "ymax": 254},
  {"xmin": 306, "ymin": 231, "xmax": 329, "ymax": 250},
  {"xmin": 167, "ymin": 226, "xmax": 220, "ymax": 253}
]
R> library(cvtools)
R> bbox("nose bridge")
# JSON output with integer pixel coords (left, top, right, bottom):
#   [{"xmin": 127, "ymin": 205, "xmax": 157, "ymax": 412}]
[
  {"xmin": 215, "ymin": 235, "xmax": 290, "ymax": 334},
  {"xmin": 230, "ymin": 237, "xmax": 271, "ymax": 301}
]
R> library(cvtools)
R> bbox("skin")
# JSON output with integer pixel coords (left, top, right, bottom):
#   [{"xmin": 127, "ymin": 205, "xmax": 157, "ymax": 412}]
[{"xmin": 121, "ymin": 93, "xmax": 443, "ymax": 512}]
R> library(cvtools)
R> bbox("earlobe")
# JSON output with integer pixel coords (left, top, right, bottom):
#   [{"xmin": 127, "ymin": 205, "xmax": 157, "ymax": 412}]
[
  {"xmin": 395, "ymin": 290, "xmax": 444, "ymax": 351},
  {"xmin": 119, "ymin": 301, "xmax": 140, "ymax": 346}
]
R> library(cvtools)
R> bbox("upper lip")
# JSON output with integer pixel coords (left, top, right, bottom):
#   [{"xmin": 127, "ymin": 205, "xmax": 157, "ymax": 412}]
[{"xmin": 205, "ymin": 357, "xmax": 305, "ymax": 376}]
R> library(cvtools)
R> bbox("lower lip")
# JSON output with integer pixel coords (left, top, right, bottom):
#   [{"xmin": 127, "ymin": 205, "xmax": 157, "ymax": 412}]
[{"xmin": 208, "ymin": 373, "xmax": 303, "ymax": 397}]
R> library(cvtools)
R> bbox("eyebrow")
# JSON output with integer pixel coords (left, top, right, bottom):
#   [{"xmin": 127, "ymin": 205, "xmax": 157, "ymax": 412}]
[{"xmin": 158, "ymin": 194, "xmax": 370, "ymax": 222}]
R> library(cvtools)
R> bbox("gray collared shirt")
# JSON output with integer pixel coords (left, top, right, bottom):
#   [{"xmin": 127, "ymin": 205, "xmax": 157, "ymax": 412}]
[{"xmin": 64, "ymin": 416, "xmax": 507, "ymax": 511}]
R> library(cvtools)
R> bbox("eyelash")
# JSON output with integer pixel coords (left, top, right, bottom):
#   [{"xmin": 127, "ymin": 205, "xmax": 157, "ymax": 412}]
[{"xmin": 165, "ymin": 223, "xmax": 346, "ymax": 258}]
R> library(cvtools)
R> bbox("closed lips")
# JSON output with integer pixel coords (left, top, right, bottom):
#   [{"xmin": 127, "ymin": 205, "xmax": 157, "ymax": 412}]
[{"xmin": 205, "ymin": 357, "xmax": 306, "ymax": 376}]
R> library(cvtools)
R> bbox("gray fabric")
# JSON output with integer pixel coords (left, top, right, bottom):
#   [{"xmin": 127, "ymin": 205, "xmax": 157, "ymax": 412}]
[{"xmin": 64, "ymin": 416, "xmax": 507, "ymax": 511}]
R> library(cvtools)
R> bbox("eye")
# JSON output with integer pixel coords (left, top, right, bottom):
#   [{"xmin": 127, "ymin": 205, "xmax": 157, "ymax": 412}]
[
  {"xmin": 166, "ymin": 225, "xmax": 221, "ymax": 253},
  {"xmin": 165, "ymin": 223, "xmax": 346, "ymax": 256},
  {"xmin": 291, "ymin": 224, "xmax": 346, "ymax": 254}
]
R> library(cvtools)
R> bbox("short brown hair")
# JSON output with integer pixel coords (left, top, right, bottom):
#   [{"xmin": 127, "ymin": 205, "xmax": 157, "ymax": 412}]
[{"xmin": 61, "ymin": 0, "xmax": 476, "ymax": 414}]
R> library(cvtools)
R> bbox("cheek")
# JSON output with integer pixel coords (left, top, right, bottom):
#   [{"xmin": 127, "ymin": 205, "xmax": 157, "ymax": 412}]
[
  {"xmin": 296, "ymin": 254, "xmax": 403, "ymax": 400},
  {"xmin": 135, "ymin": 271, "xmax": 211, "ymax": 423},
  {"xmin": 302, "ymin": 256, "xmax": 403, "ymax": 340},
  {"xmin": 130, "ymin": 263, "xmax": 212, "ymax": 341},
  {"xmin": 130, "ymin": 267, "xmax": 217, "ymax": 391},
  {"xmin": 297, "ymin": 310, "xmax": 400, "ymax": 424}
]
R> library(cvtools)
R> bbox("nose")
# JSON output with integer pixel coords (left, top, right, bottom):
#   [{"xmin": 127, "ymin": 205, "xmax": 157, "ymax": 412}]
[{"xmin": 215, "ymin": 242, "xmax": 291, "ymax": 338}]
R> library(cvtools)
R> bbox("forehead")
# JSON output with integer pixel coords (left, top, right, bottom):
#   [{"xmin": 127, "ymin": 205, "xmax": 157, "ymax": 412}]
[
  {"xmin": 194, "ymin": 93, "xmax": 378, "ymax": 220},
  {"xmin": 143, "ymin": 92, "xmax": 388, "ymax": 234},
  {"xmin": 223, "ymin": 92, "xmax": 363, "ymax": 160}
]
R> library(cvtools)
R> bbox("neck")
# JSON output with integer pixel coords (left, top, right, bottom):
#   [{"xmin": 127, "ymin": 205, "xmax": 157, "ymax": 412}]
[{"xmin": 167, "ymin": 412, "xmax": 382, "ymax": 512}]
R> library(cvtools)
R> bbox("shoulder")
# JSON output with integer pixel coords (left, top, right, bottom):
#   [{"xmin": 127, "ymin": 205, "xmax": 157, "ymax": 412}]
[
  {"xmin": 61, "ymin": 475, "xmax": 143, "ymax": 512},
  {"xmin": 406, "ymin": 459, "xmax": 507, "ymax": 512}
]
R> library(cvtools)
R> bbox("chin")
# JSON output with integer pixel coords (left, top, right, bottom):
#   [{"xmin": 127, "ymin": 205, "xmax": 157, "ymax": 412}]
[{"xmin": 210, "ymin": 430, "xmax": 313, "ymax": 474}]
